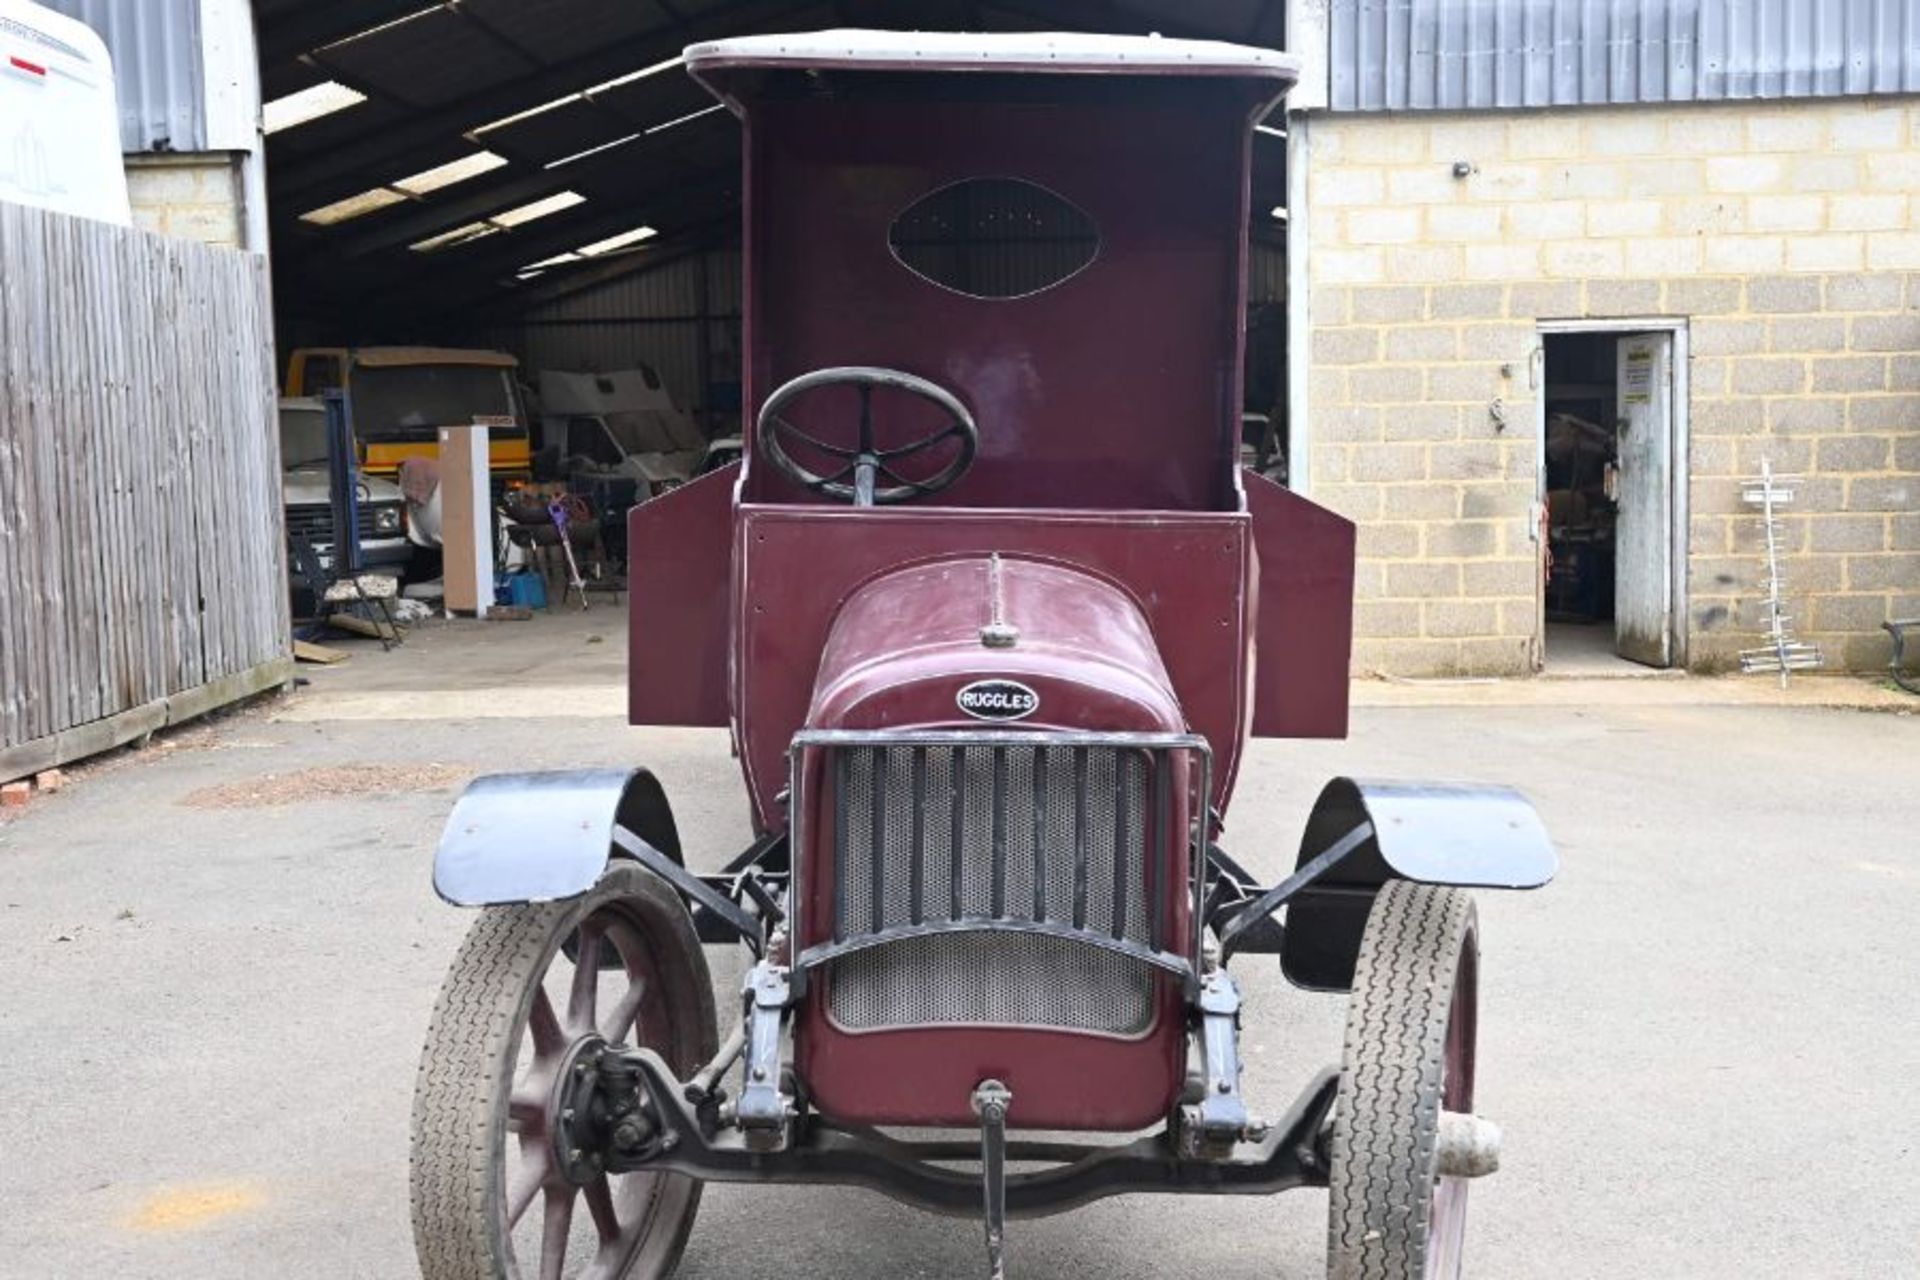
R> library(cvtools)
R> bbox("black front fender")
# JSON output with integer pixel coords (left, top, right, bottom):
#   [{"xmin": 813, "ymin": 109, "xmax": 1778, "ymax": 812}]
[
  {"xmin": 1280, "ymin": 778, "xmax": 1555, "ymax": 992},
  {"xmin": 433, "ymin": 769, "xmax": 681, "ymax": 907}
]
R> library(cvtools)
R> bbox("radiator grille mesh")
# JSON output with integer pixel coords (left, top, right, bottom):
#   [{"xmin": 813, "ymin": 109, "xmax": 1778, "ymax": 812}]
[
  {"xmin": 826, "ymin": 744, "xmax": 1158, "ymax": 1034},
  {"xmin": 829, "ymin": 932, "xmax": 1156, "ymax": 1035}
]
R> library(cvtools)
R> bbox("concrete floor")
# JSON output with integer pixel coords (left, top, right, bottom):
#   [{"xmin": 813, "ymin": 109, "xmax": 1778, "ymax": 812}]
[
  {"xmin": 2, "ymin": 610, "xmax": 1918, "ymax": 1278},
  {"xmin": 1542, "ymin": 620, "xmax": 1673, "ymax": 678}
]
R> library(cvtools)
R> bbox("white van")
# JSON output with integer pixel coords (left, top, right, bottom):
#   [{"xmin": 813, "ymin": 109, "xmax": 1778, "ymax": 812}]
[{"xmin": 0, "ymin": 0, "xmax": 131, "ymax": 225}]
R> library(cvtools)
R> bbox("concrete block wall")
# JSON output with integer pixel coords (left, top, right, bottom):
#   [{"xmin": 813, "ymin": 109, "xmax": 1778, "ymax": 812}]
[
  {"xmin": 1306, "ymin": 97, "xmax": 1920, "ymax": 676},
  {"xmin": 125, "ymin": 154, "xmax": 244, "ymax": 248}
]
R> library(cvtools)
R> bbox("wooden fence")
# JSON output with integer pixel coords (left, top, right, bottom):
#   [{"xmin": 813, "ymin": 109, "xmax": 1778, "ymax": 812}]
[{"xmin": 0, "ymin": 202, "xmax": 291, "ymax": 782}]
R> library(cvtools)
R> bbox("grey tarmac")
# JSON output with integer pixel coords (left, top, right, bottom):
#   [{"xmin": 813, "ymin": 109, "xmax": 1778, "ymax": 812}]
[{"xmin": 1, "ymin": 618, "xmax": 1915, "ymax": 1278}]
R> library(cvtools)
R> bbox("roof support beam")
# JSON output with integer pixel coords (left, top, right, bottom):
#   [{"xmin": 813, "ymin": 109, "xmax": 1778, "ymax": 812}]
[
  {"xmin": 501, "ymin": 226, "xmax": 735, "ymax": 314},
  {"xmin": 325, "ymin": 116, "xmax": 733, "ymax": 257},
  {"xmin": 411, "ymin": 172, "xmax": 736, "ymax": 283},
  {"xmin": 375, "ymin": 220, "xmax": 740, "ymax": 332},
  {"xmin": 281, "ymin": 170, "xmax": 739, "ymax": 319},
  {"xmin": 269, "ymin": 0, "xmax": 813, "ymax": 207},
  {"xmin": 260, "ymin": 0, "xmax": 443, "ymax": 64}
]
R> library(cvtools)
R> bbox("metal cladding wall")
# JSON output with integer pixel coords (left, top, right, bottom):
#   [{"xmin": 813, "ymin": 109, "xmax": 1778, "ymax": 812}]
[
  {"xmin": 1329, "ymin": 0, "xmax": 1920, "ymax": 111},
  {"xmin": 41, "ymin": 0, "xmax": 206, "ymax": 151},
  {"xmin": 489, "ymin": 249, "xmax": 744, "ymax": 428}
]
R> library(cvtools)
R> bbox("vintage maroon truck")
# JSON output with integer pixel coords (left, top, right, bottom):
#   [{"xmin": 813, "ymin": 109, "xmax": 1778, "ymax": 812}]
[{"xmin": 411, "ymin": 30, "xmax": 1554, "ymax": 1280}]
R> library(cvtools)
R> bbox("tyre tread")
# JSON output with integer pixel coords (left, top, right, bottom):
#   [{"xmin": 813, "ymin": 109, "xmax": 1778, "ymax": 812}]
[
  {"xmin": 1327, "ymin": 880, "xmax": 1476, "ymax": 1280},
  {"xmin": 409, "ymin": 866, "xmax": 714, "ymax": 1280}
]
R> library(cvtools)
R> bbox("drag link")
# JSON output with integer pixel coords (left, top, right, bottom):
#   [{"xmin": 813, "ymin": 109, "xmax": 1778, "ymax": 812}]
[{"xmin": 684, "ymin": 1022, "xmax": 748, "ymax": 1107}]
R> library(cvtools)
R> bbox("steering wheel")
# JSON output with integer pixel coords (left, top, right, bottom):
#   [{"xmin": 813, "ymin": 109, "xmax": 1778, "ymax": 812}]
[{"xmin": 756, "ymin": 366, "xmax": 978, "ymax": 506}]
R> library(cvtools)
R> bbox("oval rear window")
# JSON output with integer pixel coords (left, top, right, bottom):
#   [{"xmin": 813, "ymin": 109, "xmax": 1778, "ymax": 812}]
[{"xmin": 889, "ymin": 177, "xmax": 1098, "ymax": 301}]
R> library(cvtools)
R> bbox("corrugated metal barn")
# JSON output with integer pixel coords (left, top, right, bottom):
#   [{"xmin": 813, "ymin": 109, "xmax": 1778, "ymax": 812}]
[
  {"xmin": 1329, "ymin": 0, "xmax": 1920, "ymax": 110},
  {"xmin": 1291, "ymin": 0, "xmax": 1920, "ymax": 679},
  {"xmin": 247, "ymin": 1, "xmax": 1293, "ymax": 436},
  {"xmin": 50, "ymin": 0, "xmax": 207, "ymax": 150},
  {"xmin": 57, "ymin": 0, "xmax": 1919, "ymax": 680}
]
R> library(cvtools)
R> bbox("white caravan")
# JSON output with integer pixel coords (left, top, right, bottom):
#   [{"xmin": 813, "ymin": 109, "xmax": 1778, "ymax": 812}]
[{"xmin": 0, "ymin": 0, "xmax": 131, "ymax": 225}]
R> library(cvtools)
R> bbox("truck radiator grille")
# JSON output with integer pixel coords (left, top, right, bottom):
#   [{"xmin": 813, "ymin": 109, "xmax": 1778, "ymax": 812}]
[
  {"xmin": 818, "ymin": 742, "xmax": 1178, "ymax": 1037},
  {"xmin": 285, "ymin": 505, "xmax": 382, "ymax": 547},
  {"xmin": 830, "ymin": 931, "xmax": 1155, "ymax": 1036}
]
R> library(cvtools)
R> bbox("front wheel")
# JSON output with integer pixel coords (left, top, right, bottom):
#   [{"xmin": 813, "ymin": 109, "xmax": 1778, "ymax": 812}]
[
  {"xmin": 411, "ymin": 863, "xmax": 718, "ymax": 1280},
  {"xmin": 1327, "ymin": 881, "xmax": 1479, "ymax": 1280}
]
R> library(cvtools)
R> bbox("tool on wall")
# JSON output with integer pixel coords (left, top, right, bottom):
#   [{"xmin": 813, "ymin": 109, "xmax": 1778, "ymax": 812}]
[{"xmin": 1738, "ymin": 458, "xmax": 1822, "ymax": 688}]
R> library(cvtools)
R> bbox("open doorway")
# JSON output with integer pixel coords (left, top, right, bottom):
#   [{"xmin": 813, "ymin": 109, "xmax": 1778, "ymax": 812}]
[{"xmin": 1538, "ymin": 324, "xmax": 1685, "ymax": 673}]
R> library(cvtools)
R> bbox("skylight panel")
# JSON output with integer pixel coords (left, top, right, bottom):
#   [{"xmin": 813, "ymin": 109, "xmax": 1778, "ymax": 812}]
[
  {"xmin": 492, "ymin": 191, "xmax": 587, "ymax": 228},
  {"xmin": 516, "ymin": 224, "xmax": 659, "ymax": 280},
  {"xmin": 411, "ymin": 222, "xmax": 502, "ymax": 253},
  {"xmin": 394, "ymin": 152, "xmax": 509, "ymax": 196},
  {"xmin": 409, "ymin": 192, "xmax": 588, "ymax": 253},
  {"xmin": 299, "ymin": 153, "xmax": 516, "ymax": 231},
  {"xmin": 300, "ymin": 187, "xmax": 408, "ymax": 226},
  {"xmin": 264, "ymin": 81, "xmax": 367, "ymax": 134},
  {"xmin": 517, "ymin": 253, "xmax": 582, "ymax": 279},
  {"xmin": 576, "ymin": 225, "xmax": 657, "ymax": 256}
]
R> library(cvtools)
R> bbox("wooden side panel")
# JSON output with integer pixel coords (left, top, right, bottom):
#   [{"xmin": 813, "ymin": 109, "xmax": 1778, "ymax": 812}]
[
  {"xmin": 626, "ymin": 463, "xmax": 738, "ymax": 728},
  {"xmin": 0, "ymin": 202, "xmax": 288, "ymax": 781},
  {"xmin": 1246, "ymin": 471, "xmax": 1356, "ymax": 739}
]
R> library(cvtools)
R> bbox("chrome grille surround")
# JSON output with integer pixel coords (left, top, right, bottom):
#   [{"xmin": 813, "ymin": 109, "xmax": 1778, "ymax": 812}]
[{"xmin": 788, "ymin": 730, "xmax": 1209, "ymax": 1036}]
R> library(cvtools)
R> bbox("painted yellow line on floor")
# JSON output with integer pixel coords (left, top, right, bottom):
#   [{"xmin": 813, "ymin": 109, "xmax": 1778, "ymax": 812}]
[{"xmin": 127, "ymin": 1182, "xmax": 266, "ymax": 1232}]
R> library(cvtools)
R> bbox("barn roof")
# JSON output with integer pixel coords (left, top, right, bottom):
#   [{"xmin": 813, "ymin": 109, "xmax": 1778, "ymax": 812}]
[{"xmin": 257, "ymin": 0, "xmax": 1290, "ymax": 339}]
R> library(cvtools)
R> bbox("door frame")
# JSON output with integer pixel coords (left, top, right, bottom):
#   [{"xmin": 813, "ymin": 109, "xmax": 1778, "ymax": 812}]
[{"xmin": 1534, "ymin": 316, "xmax": 1691, "ymax": 670}]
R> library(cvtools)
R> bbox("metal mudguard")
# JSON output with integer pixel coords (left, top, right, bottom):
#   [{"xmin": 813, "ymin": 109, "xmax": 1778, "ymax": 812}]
[
  {"xmin": 1280, "ymin": 777, "xmax": 1555, "ymax": 992},
  {"xmin": 433, "ymin": 770, "xmax": 682, "ymax": 907}
]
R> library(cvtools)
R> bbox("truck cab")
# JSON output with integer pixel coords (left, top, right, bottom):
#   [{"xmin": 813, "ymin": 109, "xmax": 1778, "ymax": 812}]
[
  {"xmin": 285, "ymin": 346, "xmax": 533, "ymax": 483},
  {"xmin": 277, "ymin": 397, "xmax": 409, "ymax": 580},
  {"xmin": 411, "ymin": 31, "xmax": 1555, "ymax": 1280}
]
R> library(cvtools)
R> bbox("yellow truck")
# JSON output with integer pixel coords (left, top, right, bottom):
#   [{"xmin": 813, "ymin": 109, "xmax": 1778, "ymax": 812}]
[{"xmin": 284, "ymin": 346, "xmax": 532, "ymax": 482}]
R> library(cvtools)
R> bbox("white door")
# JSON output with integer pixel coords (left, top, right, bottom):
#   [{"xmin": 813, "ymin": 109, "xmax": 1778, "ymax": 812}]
[{"xmin": 1614, "ymin": 334, "xmax": 1673, "ymax": 667}]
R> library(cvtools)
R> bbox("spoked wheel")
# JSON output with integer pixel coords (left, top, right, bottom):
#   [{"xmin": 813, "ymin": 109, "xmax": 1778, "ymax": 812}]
[
  {"xmin": 412, "ymin": 864, "xmax": 718, "ymax": 1280},
  {"xmin": 1327, "ymin": 881, "xmax": 1480, "ymax": 1280}
]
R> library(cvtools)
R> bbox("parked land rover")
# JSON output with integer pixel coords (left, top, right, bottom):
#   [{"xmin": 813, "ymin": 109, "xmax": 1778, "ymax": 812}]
[{"xmin": 279, "ymin": 397, "xmax": 409, "ymax": 580}]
